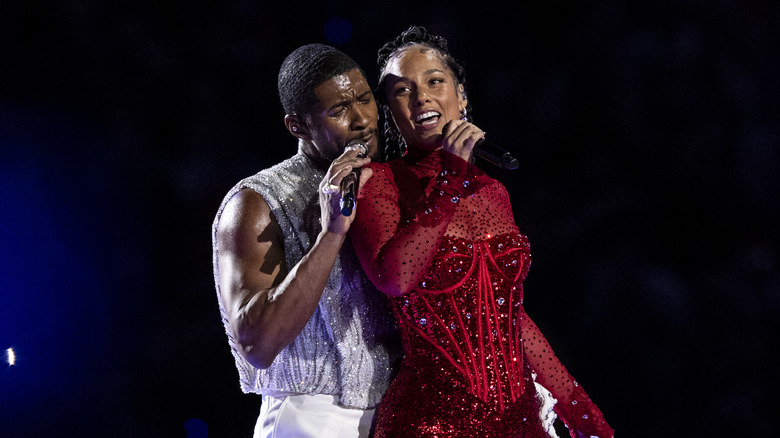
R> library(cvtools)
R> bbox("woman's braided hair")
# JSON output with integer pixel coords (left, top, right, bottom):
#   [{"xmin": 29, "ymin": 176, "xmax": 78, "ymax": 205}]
[{"xmin": 376, "ymin": 25, "xmax": 473, "ymax": 160}]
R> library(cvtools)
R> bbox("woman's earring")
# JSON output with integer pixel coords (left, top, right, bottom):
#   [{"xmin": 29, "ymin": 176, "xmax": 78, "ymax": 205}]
[
  {"xmin": 383, "ymin": 105, "xmax": 408, "ymax": 158},
  {"xmin": 396, "ymin": 124, "xmax": 408, "ymax": 156},
  {"xmin": 460, "ymin": 107, "xmax": 468, "ymax": 121}
]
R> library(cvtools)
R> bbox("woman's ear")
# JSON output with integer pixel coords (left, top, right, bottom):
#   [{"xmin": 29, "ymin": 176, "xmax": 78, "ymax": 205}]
[
  {"xmin": 458, "ymin": 84, "xmax": 468, "ymax": 109},
  {"xmin": 284, "ymin": 114, "xmax": 309, "ymax": 140}
]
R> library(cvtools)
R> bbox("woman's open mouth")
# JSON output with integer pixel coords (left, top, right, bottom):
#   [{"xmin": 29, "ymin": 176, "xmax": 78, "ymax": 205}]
[{"xmin": 415, "ymin": 111, "xmax": 440, "ymax": 127}]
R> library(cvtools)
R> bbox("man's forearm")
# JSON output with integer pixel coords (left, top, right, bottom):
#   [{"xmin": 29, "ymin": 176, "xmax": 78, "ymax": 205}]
[{"xmin": 232, "ymin": 230, "xmax": 346, "ymax": 369}]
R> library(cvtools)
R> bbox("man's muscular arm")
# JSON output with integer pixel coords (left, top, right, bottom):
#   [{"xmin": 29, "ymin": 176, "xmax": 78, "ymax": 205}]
[{"xmin": 215, "ymin": 149, "xmax": 371, "ymax": 369}]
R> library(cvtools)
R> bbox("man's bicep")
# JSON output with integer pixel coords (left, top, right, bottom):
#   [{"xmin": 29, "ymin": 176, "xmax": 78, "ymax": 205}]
[{"xmin": 216, "ymin": 189, "xmax": 288, "ymax": 314}]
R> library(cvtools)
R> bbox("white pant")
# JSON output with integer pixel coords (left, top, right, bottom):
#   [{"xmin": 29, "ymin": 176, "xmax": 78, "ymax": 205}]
[{"xmin": 254, "ymin": 393, "xmax": 375, "ymax": 438}]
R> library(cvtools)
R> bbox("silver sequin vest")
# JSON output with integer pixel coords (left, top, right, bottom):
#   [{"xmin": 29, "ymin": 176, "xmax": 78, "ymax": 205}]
[{"xmin": 211, "ymin": 152, "xmax": 398, "ymax": 409}]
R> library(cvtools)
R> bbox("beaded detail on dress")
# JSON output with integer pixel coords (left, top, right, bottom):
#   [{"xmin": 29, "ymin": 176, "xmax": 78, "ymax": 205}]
[{"xmin": 399, "ymin": 233, "xmax": 531, "ymax": 410}]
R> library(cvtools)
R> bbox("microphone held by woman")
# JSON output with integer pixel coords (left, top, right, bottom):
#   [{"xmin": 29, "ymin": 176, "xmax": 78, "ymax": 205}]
[{"xmin": 474, "ymin": 138, "xmax": 519, "ymax": 170}]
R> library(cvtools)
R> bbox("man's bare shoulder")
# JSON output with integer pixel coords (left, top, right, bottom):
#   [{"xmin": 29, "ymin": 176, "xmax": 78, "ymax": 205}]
[{"xmin": 217, "ymin": 189, "xmax": 283, "ymax": 249}]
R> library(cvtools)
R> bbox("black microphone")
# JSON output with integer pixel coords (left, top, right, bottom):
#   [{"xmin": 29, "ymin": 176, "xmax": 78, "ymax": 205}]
[
  {"xmin": 474, "ymin": 139, "xmax": 519, "ymax": 170},
  {"xmin": 339, "ymin": 141, "xmax": 367, "ymax": 216}
]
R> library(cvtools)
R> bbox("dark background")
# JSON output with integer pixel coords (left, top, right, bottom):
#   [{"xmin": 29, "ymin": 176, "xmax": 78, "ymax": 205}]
[{"xmin": 1, "ymin": 1, "xmax": 778, "ymax": 437}]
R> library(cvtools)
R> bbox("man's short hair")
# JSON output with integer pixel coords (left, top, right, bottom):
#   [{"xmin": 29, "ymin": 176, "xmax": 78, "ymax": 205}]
[{"xmin": 278, "ymin": 44, "xmax": 361, "ymax": 116}]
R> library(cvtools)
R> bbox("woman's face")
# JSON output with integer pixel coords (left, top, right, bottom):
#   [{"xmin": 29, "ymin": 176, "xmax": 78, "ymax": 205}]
[{"xmin": 381, "ymin": 44, "xmax": 467, "ymax": 152}]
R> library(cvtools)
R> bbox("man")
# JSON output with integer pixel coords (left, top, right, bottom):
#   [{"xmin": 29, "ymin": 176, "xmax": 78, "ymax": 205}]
[{"xmin": 211, "ymin": 44, "xmax": 399, "ymax": 438}]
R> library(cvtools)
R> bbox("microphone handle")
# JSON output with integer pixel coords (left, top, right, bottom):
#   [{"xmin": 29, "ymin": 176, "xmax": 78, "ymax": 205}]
[
  {"xmin": 338, "ymin": 140, "xmax": 368, "ymax": 216},
  {"xmin": 474, "ymin": 139, "xmax": 519, "ymax": 170},
  {"xmin": 339, "ymin": 169, "xmax": 360, "ymax": 216}
]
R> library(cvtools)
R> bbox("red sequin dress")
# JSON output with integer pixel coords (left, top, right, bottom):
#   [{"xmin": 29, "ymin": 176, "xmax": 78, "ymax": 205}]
[{"xmin": 351, "ymin": 150, "xmax": 614, "ymax": 438}]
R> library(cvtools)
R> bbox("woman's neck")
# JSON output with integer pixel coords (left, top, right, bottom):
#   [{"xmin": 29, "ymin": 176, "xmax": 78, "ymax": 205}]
[{"xmin": 404, "ymin": 145, "xmax": 440, "ymax": 162}]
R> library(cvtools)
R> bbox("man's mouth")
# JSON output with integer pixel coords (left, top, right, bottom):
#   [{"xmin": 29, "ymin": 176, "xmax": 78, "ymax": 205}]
[
  {"xmin": 349, "ymin": 131, "xmax": 376, "ymax": 145},
  {"xmin": 415, "ymin": 111, "xmax": 441, "ymax": 126}
]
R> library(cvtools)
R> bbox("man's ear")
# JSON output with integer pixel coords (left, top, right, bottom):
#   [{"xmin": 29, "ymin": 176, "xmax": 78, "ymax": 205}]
[{"xmin": 284, "ymin": 114, "xmax": 310, "ymax": 140}]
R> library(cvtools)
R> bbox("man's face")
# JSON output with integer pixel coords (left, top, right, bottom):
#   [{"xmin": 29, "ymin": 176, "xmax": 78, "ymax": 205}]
[{"xmin": 304, "ymin": 68, "xmax": 380, "ymax": 161}]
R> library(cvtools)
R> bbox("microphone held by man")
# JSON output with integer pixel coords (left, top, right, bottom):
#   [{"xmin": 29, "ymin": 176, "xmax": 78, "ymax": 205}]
[{"xmin": 339, "ymin": 140, "xmax": 368, "ymax": 216}]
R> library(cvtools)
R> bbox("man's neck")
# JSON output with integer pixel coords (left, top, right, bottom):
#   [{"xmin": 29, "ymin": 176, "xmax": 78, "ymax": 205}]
[{"xmin": 298, "ymin": 141, "xmax": 330, "ymax": 172}]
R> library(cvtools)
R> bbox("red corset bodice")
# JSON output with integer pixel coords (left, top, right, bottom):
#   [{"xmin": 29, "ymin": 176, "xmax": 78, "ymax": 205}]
[{"xmin": 394, "ymin": 232, "xmax": 532, "ymax": 412}]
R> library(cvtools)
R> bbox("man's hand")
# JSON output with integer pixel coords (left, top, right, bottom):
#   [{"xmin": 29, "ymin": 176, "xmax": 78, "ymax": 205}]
[{"xmin": 319, "ymin": 145, "xmax": 373, "ymax": 235}]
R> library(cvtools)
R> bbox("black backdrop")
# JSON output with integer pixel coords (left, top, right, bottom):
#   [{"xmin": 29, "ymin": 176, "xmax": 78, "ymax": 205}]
[{"xmin": 1, "ymin": 1, "xmax": 778, "ymax": 437}]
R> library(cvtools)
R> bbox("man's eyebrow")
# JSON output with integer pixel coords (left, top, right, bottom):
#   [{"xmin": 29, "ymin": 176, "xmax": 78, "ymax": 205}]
[{"xmin": 327, "ymin": 90, "xmax": 371, "ymax": 111}]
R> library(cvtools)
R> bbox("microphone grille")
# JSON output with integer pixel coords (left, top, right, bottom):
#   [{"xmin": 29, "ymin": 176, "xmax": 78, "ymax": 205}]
[{"xmin": 346, "ymin": 139, "xmax": 368, "ymax": 157}]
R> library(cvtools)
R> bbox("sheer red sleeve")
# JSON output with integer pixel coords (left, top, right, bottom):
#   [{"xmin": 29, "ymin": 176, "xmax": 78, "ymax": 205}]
[
  {"xmin": 522, "ymin": 311, "xmax": 614, "ymax": 438},
  {"xmin": 351, "ymin": 150, "xmax": 472, "ymax": 296}
]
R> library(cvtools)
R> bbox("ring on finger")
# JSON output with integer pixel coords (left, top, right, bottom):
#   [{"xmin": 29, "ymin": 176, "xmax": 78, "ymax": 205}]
[{"xmin": 321, "ymin": 183, "xmax": 339, "ymax": 194}]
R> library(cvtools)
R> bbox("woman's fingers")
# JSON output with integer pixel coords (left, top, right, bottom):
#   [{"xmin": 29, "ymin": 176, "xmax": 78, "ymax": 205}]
[{"xmin": 441, "ymin": 119, "xmax": 484, "ymax": 159}]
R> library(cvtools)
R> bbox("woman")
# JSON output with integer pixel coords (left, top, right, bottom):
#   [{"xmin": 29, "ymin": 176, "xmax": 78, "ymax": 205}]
[{"xmin": 349, "ymin": 26, "xmax": 614, "ymax": 437}]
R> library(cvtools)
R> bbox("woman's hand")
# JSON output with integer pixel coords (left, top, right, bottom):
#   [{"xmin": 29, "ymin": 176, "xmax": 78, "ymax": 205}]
[{"xmin": 440, "ymin": 119, "xmax": 484, "ymax": 162}]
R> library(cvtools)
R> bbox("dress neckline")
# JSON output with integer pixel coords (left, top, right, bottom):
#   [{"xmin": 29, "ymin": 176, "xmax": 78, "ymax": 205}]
[
  {"xmin": 402, "ymin": 149, "xmax": 442, "ymax": 177},
  {"xmin": 402, "ymin": 149, "xmax": 486, "ymax": 180}
]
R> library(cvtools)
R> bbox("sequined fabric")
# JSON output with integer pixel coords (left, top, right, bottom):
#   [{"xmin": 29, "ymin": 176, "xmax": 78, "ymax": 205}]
[
  {"xmin": 352, "ymin": 150, "xmax": 614, "ymax": 436},
  {"xmin": 211, "ymin": 152, "xmax": 400, "ymax": 410}
]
